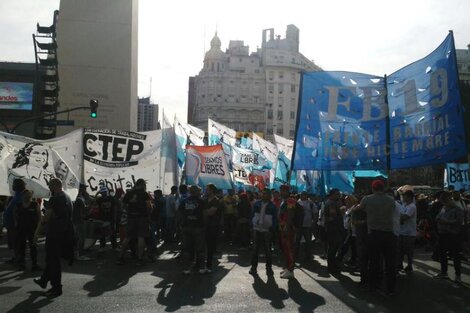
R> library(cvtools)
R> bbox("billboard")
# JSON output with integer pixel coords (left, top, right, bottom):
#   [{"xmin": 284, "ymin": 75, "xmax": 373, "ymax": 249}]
[{"xmin": 0, "ymin": 82, "xmax": 33, "ymax": 110}]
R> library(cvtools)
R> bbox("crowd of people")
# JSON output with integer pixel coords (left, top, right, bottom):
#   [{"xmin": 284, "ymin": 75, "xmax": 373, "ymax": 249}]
[{"xmin": 1, "ymin": 178, "xmax": 469, "ymax": 297}]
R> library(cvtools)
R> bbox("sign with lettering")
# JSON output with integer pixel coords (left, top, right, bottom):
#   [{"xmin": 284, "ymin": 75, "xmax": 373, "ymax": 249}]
[
  {"xmin": 185, "ymin": 145, "xmax": 232, "ymax": 189},
  {"xmin": 83, "ymin": 128, "xmax": 162, "ymax": 194},
  {"xmin": 293, "ymin": 33, "xmax": 467, "ymax": 170},
  {"xmin": 444, "ymin": 163, "xmax": 470, "ymax": 191}
]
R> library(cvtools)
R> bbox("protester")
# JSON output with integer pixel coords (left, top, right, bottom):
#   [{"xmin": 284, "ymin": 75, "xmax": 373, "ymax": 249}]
[
  {"xmin": 178, "ymin": 185, "xmax": 206, "ymax": 275},
  {"xmin": 236, "ymin": 192, "xmax": 252, "ymax": 250},
  {"xmin": 222, "ymin": 189, "xmax": 238, "ymax": 244},
  {"xmin": 398, "ymin": 190, "xmax": 417, "ymax": 272},
  {"xmin": 96, "ymin": 186, "xmax": 118, "ymax": 250},
  {"xmin": 296, "ymin": 191, "xmax": 317, "ymax": 262},
  {"xmin": 15, "ymin": 189, "xmax": 41, "ymax": 271},
  {"xmin": 3, "ymin": 178, "xmax": 26, "ymax": 264},
  {"xmin": 338, "ymin": 195, "xmax": 359, "ymax": 266},
  {"xmin": 249, "ymin": 188, "xmax": 277, "ymax": 276},
  {"xmin": 278, "ymin": 185, "xmax": 298, "ymax": 279},
  {"xmin": 323, "ymin": 189, "xmax": 344, "ymax": 273},
  {"xmin": 351, "ymin": 195, "xmax": 368, "ymax": 284},
  {"xmin": 117, "ymin": 179, "xmax": 153, "ymax": 265},
  {"xmin": 151, "ymin": 189, "xmax": 164, "ymax": 244},
  {"xmin": 165, "ymin": 186, "xmax": 178, "ymax": 243},
  {"xmin": 33, "ymin": 178, "xmax": 73, "ymax": 297},
  {"xmin": 204, "ymin": 183, "xmax": 223, "ymax": 273},
  {"xmin": 73, "ymin": 184, "xmax": 91, "ymax": 260},
  {"xmin": 434, "ymin": 191, "xmax": 464, "ymax": 282},
  {"xmin": 356, "ymin": 180, "xmax": 397, "ymax": 295}
]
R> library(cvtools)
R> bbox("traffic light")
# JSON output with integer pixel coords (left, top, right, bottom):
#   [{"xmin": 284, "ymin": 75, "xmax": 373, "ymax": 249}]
[{"xmin": 89, "ymin": 99, "xmax": 98, "ymax": 118}]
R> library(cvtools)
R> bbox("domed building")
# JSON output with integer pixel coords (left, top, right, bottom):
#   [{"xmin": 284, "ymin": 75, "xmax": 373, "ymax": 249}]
[{"xmin": 188, "ymin": 25, "xmax": 321, "ymax": 140}]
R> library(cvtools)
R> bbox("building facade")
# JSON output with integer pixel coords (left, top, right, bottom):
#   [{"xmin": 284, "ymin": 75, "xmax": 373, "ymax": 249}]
[
  {"xmin": 55, "ymin": 0, "xmax": 138, "ymax": 136},
  {"xmin": 456, "ymin": 44, "xmax": 470, "ymax": 84},
  {"xmin": 189, "ymin": 25, "xmax": 321, "ymax": 140},
  {"xmin": 137, "ymin": 97, "xmax": 159, "ymax": 132}
]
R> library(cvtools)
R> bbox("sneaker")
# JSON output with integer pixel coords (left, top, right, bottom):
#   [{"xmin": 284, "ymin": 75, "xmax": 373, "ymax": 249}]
[
  {"xmin": 33, "ymin": 278, "xmax": 47, "ymax": 289},
  {"xmin": 249, "ymin": 267, "xmax": 258, "ymax": 276},
  {"xmin": 280, "ymin": 270, "xmax": 294, "ymax": 279},
  {"xmin": 455, "ymin": 275, "xmax": 462, "ymax": 283},
  {"xmin": 45, "ymin": 287, "xmax": 62, "ymax": 297},
  {"xmin": 279, "ymin": 269, "xmax": 286, "ymax": 276},
  {"xmin": 433, "ymin": 272, "xmax": 449, "ymax": 279},
  {"xmin": 266, "ymin": 268, "xmax": 274, "ymax": 276}
]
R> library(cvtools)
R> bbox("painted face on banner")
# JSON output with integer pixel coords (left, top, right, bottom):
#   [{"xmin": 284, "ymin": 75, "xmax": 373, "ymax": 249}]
[{"xmin": 29, "ymin": 145, "xmax": 49, "ymax": 169}]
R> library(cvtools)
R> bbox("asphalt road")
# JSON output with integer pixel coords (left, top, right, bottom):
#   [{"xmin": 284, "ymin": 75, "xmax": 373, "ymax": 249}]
[{"xmin": 0, "ymin": 238, "xmax": 469, "ymax": 313}]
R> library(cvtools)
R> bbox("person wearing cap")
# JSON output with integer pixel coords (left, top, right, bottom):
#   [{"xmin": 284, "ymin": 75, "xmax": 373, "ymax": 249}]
[
  {"xmin": 117, "ymin": 179, "xmax": 153, "ymax": 266},
  {"xmin": 178, "ymin": 185, "xmax": 207, "ymax": 274},
  {"xmin": 355, "ymin": 179, "xmax": 397, "ymax": 295},
  {"xmin": 33, "ymin": 178, "xmax": 73, "ymax": 297}
]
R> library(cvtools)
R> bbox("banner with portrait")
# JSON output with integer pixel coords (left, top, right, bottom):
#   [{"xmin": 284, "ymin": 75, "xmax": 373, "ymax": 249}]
[
  {"xmin": 0, "ymin": 130, "xmax": 81, "ymax": 198},
  {"xmin": 82, "ymin": 128, "xmax": 162, "ymax": 195}
]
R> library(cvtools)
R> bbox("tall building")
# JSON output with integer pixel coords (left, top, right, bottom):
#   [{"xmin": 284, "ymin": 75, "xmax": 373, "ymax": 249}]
[
  {"xmin": 456, "ymin": 44, "xmax": 470, "ymax": 84},
  {"xmin": 137, "ymin": 97, "xmax": 159, "ymax": 132},
  {"xmin": 189, "ymin": 25, "xmax": 321, "ymax": 140},
  {"xmin": 55, "ymin": 0, "xmax": 138, "ymax": 136}
]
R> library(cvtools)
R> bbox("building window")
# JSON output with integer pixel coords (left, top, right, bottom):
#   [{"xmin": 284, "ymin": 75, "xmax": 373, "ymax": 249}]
[
  {"xmin": 277, "ymin": 128, "xmax": 283, "ymax": 135},
  {"xmin": 279, "ymin": 71, "xmax": 284, "ymax": 79},
  {"xmin": 267, "ymin": 128, "xmax": 273, "ymax": 135},
  {"xmin": 278, "ymin": 84, "xmax": 283, "ymax": 94},
  {"xmin": 290, "ymin": 129, "xmax": 295, "ymax": 137},
  {"xmin": 268, "ymin": 71, "xmax": 274, "ymax": 81},
  {"xmin": 268, "ymin": 110, "xmax": 273, "ymax": 119},
  {"xmin": 291, "ymin": 72, "xmax": 296, "ymax": 80},
  {"xmin": 291, "ymin": 84, "xmax": 296, "ymax": 93},
  {"xmin": 268, "ymin": 84, "xmax": 274, "ymax": 94},
  {"xmin": 277, "ymin": 111, "xmax": 283, "ymax": 120},
  {"xmin": 290, "ymin": 111, "xmax": 295, "ymax": 119}
]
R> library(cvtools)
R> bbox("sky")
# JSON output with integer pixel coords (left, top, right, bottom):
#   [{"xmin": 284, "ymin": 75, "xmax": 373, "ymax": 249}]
[{"xmin": 1, "ymin": 0, "xmax": 470, "ymax": 124}]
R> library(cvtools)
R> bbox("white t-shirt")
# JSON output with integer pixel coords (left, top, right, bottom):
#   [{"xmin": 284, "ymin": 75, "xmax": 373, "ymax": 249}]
[{"xmin": 399, "ymin": 201, "xmax": 417, "ymax": 236}]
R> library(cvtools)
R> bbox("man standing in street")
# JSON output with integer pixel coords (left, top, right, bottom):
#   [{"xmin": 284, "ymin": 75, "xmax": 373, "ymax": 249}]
[
  {"xmin": 278, "ymin": 185, "xmax": 298, "ymax": 279},
  {"xmin": 398, "ymin": 190, "xmax": 417, "ymax": 272},
  {"xmin": 356, "ymin": 180, "xmax": 397, "ymax": 295},
  {"xmin": 249, "ymin": 188, "xmax": 277, "ymax": 276},
  {"xmin": 324, "ymin": 189, "xmax": 344, "ymax": 273},
  {"xmin": 33, "ymin": 178, "xmax": 73, "ymax": 297},
  {"xmin": 117, "ymin": 179, "xmax": 153, "ymax": 265}
]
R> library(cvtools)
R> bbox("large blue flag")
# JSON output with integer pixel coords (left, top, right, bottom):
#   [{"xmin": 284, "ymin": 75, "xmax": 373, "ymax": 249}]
[
  {"xmin": 294, "ymin": 72, "xmax": 388, "ymax": 170},
  {"xmin": 388, "ymin": 33, "xmax": 466, "ymax": 168},
  {"xmin": 294, "ymin": 33, "xmax": 467, "ymax": 170}
]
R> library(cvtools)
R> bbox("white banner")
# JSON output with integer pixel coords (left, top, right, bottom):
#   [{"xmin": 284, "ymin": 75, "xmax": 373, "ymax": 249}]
[
  {"xmin": 83, "ymin": 128, "xmax": 162, "ymax": 195},
  {"xmin": 252, "ymin": 133, "xmax": 278, "ymax": 187},
  {"xmin": 185, "ymin": 145, "xmax": 232, "ymax": 190},
  {"xmin": 232, "ymin": 164, "xmax": 251, "ymax": 185},
  {"xmin": 231, "ymin": 146, "xmax": 272, "ymax": 170},
  {"xmin": 274, "ymin": 134, "xmax": 294, "ymax": 160},
  {"xmin": 208, "ymin": 119, "xmax": 236, "ymax": 146},
  {"xmin": 0, "ymin": 130, "xmax": 81, "ymax": 198}
]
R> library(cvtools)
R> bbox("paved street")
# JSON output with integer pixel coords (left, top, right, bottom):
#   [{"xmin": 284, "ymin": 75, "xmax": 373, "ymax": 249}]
[{"xmin": 0, "ymin": 240, "xmax": 469, "ymax": 313}]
